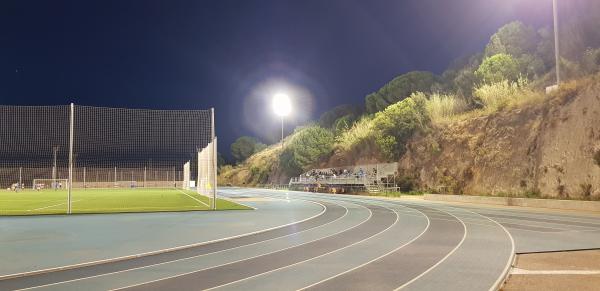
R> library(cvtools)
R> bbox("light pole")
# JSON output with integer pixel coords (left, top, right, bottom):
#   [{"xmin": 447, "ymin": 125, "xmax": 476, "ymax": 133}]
[
  {"xmin": 272, "ymin": 93, "xmax": 291, "ymax": 150},
  {"xmin": 553, "ymin": 0, "xmax": 560, "ymax": 86}
]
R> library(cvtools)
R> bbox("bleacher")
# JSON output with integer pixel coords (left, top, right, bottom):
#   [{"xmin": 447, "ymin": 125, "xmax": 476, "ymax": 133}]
[{"xmin": 289, "ymin": 162, "xmax": 398, "ymax": 193}]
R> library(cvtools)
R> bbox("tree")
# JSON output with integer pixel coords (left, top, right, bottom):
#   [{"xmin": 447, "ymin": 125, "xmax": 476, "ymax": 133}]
[
  {"xmin": 318, "ymin": 104, "xmax": 363, "ymax": 129},
  {"xmin": 476, "ymin": 54, "xmax": 520, "ymax": 84},
  {"xmin": 442, "ymin": 53, "xmax": 483, "ymax": 98},
  {"xmin": 484, "ymin": 21, "xmax": 538, "ymax": 58},
  {"xmin": 279, "ymin": 126, "xmax": 334, "ymax": 175},
  {"xmin": 371, "ymin": 92, "xmax": 429, "ymax": 160},
  {"xmin": 230, "ymin": 136, "xmax": 266, "ymax": 164},
  {"xmin": 365, "ymin": 71, "xmax": 442, "ymax": 113}
]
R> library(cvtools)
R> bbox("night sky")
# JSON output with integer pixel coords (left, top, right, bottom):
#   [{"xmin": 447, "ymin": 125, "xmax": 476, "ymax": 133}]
[{"xmin": 1, "ymin": 0, "xmax": 556, "ymax": 158}]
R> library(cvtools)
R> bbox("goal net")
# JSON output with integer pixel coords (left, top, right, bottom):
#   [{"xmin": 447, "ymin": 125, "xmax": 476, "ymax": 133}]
[
  {"xmin": 32, "ymin": 179, "xmax": 69, "ymax": 190},
  {"xmin": 0, "ymin": 104, "xmax": 217, "ymax": 213}
]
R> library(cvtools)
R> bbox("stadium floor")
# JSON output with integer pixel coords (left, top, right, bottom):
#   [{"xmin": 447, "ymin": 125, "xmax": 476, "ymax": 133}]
[
  {"xmin": 0, "ymin": 188, "xmax": 248, "ymax": 215},
  {"xmin": 0, "ymin": 187, "xmax": 599, "ymax": 290}
]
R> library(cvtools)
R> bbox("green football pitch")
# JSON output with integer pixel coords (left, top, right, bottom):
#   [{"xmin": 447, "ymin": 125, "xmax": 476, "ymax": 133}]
[{"xmin": 0, "ymin": 188, "xmax": 250, "ymax": 215}]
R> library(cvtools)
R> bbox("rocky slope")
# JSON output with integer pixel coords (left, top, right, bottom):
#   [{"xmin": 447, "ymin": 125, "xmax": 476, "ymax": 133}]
[{"xmin": 399, "ymin": 79, "xmax": 600, "ymax": 199}]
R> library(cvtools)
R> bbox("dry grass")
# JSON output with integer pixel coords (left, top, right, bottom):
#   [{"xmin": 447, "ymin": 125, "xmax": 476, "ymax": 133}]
[
  {"xmin": 474, "ymin": 78, "xmax": 545, "ymax": 112},
  {"xmin": 335, "ymin": 116, "xmax": 375, "ymax": 151},
  {"xmin": 425, "ymin": 93, "xmax": 469, "ymax": 124}
]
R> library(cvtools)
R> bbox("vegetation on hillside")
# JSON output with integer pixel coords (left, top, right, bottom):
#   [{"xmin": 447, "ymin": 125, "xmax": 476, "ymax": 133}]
[
  {"xmin": 230, "ymin": 136, "xmax": 266, "ymax": 164},
  {"xmin": 222, "ymin": 13, "xmax": 600, "ymax": 191}
]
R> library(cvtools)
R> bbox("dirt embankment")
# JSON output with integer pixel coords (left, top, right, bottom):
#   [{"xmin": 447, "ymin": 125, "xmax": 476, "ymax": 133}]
[{"xmin": 399, "ymin": 82, "xmax": 600, "ymax": 199}]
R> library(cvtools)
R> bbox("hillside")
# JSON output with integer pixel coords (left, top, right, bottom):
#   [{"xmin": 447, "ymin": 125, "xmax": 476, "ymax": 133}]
[
  {"xmin": 398, "ymin": 77, "xmax": 600, "ymax": 199},
  {"xmin": 220, "ymin": 75, "xmax": 600, "ymax": 199},
  {"xmin": 219, "ymin": 18, "xmax": 600, "ymax": 200}
]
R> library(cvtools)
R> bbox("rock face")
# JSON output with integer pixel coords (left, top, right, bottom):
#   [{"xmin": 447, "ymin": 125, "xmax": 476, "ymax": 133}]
[{"xmin": 399, "ymin": 82, "xmax": 600, "ymax": 199}]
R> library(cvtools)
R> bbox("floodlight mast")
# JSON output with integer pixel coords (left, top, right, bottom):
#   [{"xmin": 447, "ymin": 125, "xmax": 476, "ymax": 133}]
[
  {"xmin": 272, "ymin": 93, "xmax": 291, "ymax": 150},
  {"xmin": 553, "ymin": 0, "xmax": 560, "ymax": 86}
]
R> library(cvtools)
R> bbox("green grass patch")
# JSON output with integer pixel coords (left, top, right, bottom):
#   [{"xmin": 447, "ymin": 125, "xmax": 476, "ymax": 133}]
[{"xmin": 0, "ymin": 188, "xmax": 250, "ymax": 215}]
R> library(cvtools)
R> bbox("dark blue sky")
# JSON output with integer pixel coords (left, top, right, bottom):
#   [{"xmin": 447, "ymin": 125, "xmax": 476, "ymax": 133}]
[{"xmin": 0, "ymin": 0, "xmax": 555, "ymax": 157}]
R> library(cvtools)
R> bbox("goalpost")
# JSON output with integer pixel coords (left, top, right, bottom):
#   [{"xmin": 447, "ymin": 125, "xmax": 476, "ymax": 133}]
[{"xmin": 32, "ymin": 179, "xmax": 69, "ymax": 190}]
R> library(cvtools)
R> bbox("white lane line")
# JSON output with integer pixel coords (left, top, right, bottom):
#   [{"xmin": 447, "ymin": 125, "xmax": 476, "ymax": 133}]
[
  {"xmin": 19, "ymin": 199, "xmax": 356, "ymax": 291},
  {"xmin": 393, "ymin": 207, "xmax": 468, "ymax": 290},
  {"xmin": 209, "ymin": 202, "xmax": 408, "ymax": 291},
  {"xmin": 27, "ymin": 200, "xmax": 82, "ymax": 211},
  {"xmin": 111, "ymin": 202, "xmax": 376, "ymax": 291},
  {"xmin": 441, "ymin": 205, "xmax": 516, "ymax": 291},
  {"xmin": 295, "ymin": 205, "xmax": 429, "ymax": 291},
  {"xmin": 0, "ymin": 199, "xmax": 328, "ymax": 281},
  {"xmin": 176, "ymin": 189, "xmax": 210, "ymax": 208},
  {"xmin": 511, "ymin": 268, "xmax": 600, "ymax": 275}
]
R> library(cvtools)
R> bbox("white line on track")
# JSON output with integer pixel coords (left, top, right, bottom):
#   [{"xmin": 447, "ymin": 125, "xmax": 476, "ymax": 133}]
[
  {"xmin": 206, "ymin": 201, "xmax": 407, "ymax": 291},
  {"xmin": 0, "ymin": 200, "xmax": 328, "ymax": 281},
  {"xmin": 511, "ymin": 268, "xmax": 600, "ymax": 275},
  {"xmin": 18, "ymin": 199, "xmax": 355, "ymax": 290},
  {"xmin": 393, "ymin": 207, "xmax": 468, "ymax": 290},
  {"xmin": 176, "ymin": 189, "xmax": 210, "ymax": 208},
  {"xmin": 111, "ymin": 200, "xmax": 375, "ymax": 291},
  {"xmin": 295, "ymin": 205, "xmax": 429, "ymax": 291},
  {"xmin": 439, "ymin": 204, "xmax": 516, "ymax": 291}
]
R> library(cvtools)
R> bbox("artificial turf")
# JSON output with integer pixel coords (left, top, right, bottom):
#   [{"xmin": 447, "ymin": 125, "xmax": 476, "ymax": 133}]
[{"xmin": 0, "ymin": 188, "xmax": 250, "ymax": 215}]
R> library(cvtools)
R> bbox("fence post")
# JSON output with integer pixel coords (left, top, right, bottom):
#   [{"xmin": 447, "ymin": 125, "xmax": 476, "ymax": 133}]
[
  {"xmin": 68, "ymin": 103, "xmax": 74, "ymax": 214},
  {"xmin": 211, "ymin": 108, "xmax": 217, "ymax": 210},
  {"xmin": 83, "ymin": 166, "xmax": 86, "ymax": 189},
  {"xmin": 144, "ymin": 167, "xmax": 147, "ymax": 188}
]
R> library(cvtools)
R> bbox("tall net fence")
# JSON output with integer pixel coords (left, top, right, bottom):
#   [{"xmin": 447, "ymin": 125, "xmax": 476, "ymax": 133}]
[{"xmin": 0, "ymin": 104, "xmax": 218, "ymax": 215}]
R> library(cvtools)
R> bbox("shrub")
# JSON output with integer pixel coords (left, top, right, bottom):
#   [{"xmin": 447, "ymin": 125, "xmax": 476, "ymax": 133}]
[
  {"xmin": 425, "ymin": 93, "xmax": 469, "ymax": 123},
  {"xmin": 396, "ymin": 175, "xmax": 416, "ymax": 192},
  {"xmin": 336, "ymin": 116, "xmax": 375, "ymax": 151},
  {"xmin": 365, "ymin": 71, "xmax": 442, "ymax": 113},
  {"xmin": 582, "ymin": 47, "xmax": 600, "ymax": 75},
  {"xmin": 580, "ymin": 183, "xmax": 593, "ymax": 200},
  {"xmin": 476, "ymin": 53, "xmax": 520, "ymax": 84},
  {"xmin": 279, "ymin": 125, "xmax": 334, "ymax": 175},
  {"xmin": 371, "ymin": 92, "xmax": 429, "ymax": 160}
]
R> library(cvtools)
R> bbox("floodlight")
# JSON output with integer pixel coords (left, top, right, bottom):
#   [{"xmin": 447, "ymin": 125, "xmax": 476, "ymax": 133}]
[{"xmin": 272, "ymin": 93, "xmax": 291, "ymax": 117}]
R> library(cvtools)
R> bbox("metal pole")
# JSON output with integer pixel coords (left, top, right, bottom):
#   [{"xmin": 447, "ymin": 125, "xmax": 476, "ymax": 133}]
[
  {"xmin": 211, "ymin": 108, "xmax": 217, "ymax": 210},
  {"xmin": 83, "ymin": 167, "xmax": 86, "ymax": 189},
  {"xmin": 68, "ymin": 103, "xmax": 74, "ymax": 214},
  {"xmin": 19, "ymin": 167, "xmax": 22, "ymax": 189},
  {"xmin": 553, "ymin": 0, "xmax": 561, "ymax": 85},
  {"xmin": 52, "ymin": 146, "xmax": 58, "ymax": 190},
  {"xmin": 144, "ymin": 166, "xmax": 147, "ymax": 188},
  {"xmin": 280, "ymin": 116, "xmax": 284, "ymax": 150},
  {"xmin": 114, "ymin": 166, "xmax": 117, "ymax": 186}
]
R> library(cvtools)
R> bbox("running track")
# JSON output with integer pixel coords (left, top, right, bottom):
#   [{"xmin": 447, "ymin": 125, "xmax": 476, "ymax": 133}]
[{"xmin": 1, "ymin": 188, "xmax": 599, "ymax": 290}]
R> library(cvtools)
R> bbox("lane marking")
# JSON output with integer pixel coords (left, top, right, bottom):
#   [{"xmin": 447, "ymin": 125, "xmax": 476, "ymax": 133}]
[
  {"xmin": 0, "ymin": 199, "xmax": 328, "ymax": 281},
  {"xmin": 392, "ymin": 206, "xmax": 467, "ymax": 290},
  {"xmin": 111, "ymin": 202, "xmax": 377, "ymax": 291},
  {"xmin": 511, "ymin": 268, "xmax": 600, "ymax": 275},
  {"xmin": 294, "ymin": 205, "xmax": 428, "ymax": 291},
  {"xmin": 207, "ymin": 202, "xmax": 408, "ymax": 291},
  {"xmin": 17, "ymin": 200, "xmax": 356, "ymax": 290},
  {"xmin": 440, "ymin": 204, "xmax": 516, "ymax": 291},
  {"xmin": 176, "ymin": 189, "xmax": 210, "ymax": 208}
]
